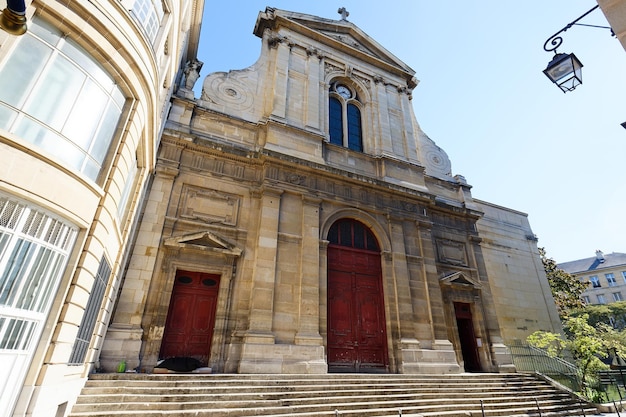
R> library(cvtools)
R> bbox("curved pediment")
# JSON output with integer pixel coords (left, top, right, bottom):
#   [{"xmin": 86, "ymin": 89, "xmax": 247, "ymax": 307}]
[{"xmin": 164, "ymin": 231, "xmax": 242, "ymax": 257}]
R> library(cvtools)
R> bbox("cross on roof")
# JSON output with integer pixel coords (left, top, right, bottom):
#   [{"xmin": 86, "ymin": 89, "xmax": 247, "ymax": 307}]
[{"xmin": 338, "ymin": 7, "xmax": 349, "ymax": 21}]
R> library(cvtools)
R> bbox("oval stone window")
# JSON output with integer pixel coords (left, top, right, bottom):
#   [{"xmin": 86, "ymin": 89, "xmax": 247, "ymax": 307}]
[
  {"xmin": 177, "ymin": 276, "xmax": 193, "ymax": 284},
  {"xmin": 202, "ymin": 278, "xmax": 217, "ymax": 287}
]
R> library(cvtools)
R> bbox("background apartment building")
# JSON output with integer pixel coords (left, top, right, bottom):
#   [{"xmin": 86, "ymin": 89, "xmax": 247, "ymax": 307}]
[{"xmin": 560, "ymin": 250, "xmax": 626, "ymax": 305}]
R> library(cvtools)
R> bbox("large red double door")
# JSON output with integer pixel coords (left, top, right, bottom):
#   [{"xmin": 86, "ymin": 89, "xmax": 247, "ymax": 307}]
[
  {"xmin": 160, "ymin": 270, "xmax": 220, "ymax": 365},
  {"xmin": 327, "ymin": 220, "xmax": 388, "ymax": 373}
]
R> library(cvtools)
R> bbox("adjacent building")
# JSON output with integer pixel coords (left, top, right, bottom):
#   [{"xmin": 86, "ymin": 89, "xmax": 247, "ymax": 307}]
[
  {"xmin": 0, "ymin": 0, "xmax": 203, "ymax": 415},
  {"xmin": 598, "ymin": 0, "xmax": 626, "ymax": 53},
  {"xmin": 559, "ymin": 251, "xmax": 626, "ymax": 305}
]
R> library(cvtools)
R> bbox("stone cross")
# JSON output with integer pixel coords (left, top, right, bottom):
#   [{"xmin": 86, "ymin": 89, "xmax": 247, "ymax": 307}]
[{"xmin": 338, "ymin": 7, "xmax": 349, "ymax": 21}]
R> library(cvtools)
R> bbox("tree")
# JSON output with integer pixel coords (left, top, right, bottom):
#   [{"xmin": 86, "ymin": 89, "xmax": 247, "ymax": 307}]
[
  {"xmin": 570, "ymin": 301, "xmax": 626, "ymax": 331},
  {"xmin": 540, "ymin": 247, "xmax": 588, "ymax": 317},
  {"xmin": 527, "ymin": 314, "xmax": 613, "ymax": 398}
]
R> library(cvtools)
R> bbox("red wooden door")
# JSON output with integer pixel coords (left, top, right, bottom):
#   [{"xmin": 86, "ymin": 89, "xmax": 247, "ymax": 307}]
[
  {"xmin": 160, "ymin": 270, "xmax": 220, "ymax": 365},
  {"xmin": 454, "ymin": 302, "xmax": 481, "ymax": 372},
  {"xmin": 327, "ymin": 220, "xmax": 387, "ymax": 373}
]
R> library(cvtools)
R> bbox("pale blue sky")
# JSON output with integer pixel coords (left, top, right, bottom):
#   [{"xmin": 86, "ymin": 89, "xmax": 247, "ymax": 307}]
[{"xmin": 195, "ymin": 1, "xmax": 626, "ymax": 263}]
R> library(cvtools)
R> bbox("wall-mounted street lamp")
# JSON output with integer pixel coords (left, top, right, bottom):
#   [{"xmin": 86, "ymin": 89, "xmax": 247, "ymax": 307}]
[
  {"xmin": 543, "ymin": 5, "xmax": 613, "ymax": 93},
  {"xmin": 0, "ymin": 0, "xmax": 27, "ymax": 36}
]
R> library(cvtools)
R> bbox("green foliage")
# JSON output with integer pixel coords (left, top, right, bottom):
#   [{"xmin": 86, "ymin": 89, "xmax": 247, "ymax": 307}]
[
  {"xmin": 527, "ymin": 314, "xmax": 615, "ymax": 398},
  {"xmin": 570, "ymin": 301, "xmax": 626, "ymax": 331},
  {"xmin": 540, "ymin": 247, "xmax": 588, "ymax": 317},
  {"xmin": 526, "ymin": 331, "xmax": 565, "ymax": 357},
  {"xmin": 565, "ymin": 315, "xmax": 608, "ymax": 383}
]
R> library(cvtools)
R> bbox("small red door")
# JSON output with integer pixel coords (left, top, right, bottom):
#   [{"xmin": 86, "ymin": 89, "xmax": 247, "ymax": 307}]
[
  {"xmin": 327, "ymin": 220, "xmax": 388, "ymax": 373},
  {"xmin": 160, "ymin": 270, "xmax": 220, "ymax": 365}
]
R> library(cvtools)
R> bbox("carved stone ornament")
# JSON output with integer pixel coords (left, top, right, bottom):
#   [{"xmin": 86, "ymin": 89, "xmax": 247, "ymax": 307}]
[{"xmin": 436, "ymin": 239, "xmax": 468, "ymax": 267}]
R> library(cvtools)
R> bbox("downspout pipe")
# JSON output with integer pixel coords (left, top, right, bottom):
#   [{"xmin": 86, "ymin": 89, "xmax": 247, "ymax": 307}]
[{"xmin": 0, "ymin": 0, "xmax": 27, "ymax": 36}]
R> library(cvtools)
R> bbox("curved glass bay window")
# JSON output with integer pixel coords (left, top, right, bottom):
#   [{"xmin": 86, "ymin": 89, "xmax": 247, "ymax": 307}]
[
  {"xmin": 0, "ymin": 17, "xmax": 126, "ymax": 181},
  {"xmin": 329, "ymin": 82, "xmax": 363, "ymax": 152}
]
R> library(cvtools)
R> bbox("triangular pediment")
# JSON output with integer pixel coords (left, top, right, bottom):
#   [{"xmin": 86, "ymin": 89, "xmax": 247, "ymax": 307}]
[
  {"xmin": 254, "ymin": 8, "xmax": 415, "ymax": 75},
  {"xmin": 164, "ymin": 231, "xmax": 242, "ymax": 256},
  {"xmin": 440, "ymin": 272, "xmax": 482, "ymax": 289}
]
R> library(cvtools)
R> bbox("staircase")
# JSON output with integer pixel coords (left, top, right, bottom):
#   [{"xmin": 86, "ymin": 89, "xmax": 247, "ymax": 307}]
[{"xmin": 69, "ymin": 373, "xmax": 598, "ymax": 417}]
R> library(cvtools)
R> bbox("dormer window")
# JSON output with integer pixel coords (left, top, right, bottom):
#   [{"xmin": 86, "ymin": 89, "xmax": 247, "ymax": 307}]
[{"xmin": 329, "ymin": 82, "xmax": 362, "ymax": 152}]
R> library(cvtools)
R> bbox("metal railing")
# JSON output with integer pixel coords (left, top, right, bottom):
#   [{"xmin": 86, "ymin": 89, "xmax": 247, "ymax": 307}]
[{"xmin": 508, "ymin": 341, "xmax": 582, "ymax": 392}]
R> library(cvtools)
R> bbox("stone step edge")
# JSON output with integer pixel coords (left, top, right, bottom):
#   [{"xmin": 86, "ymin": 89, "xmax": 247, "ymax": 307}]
[{"xmin": 73, "ymin": 390, "xmax": 572, "ymax": 405}]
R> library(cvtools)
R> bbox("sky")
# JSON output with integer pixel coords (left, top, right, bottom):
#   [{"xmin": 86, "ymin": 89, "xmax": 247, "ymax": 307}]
[{"xmin": 194, "ymin": 1, "xmax": 626, "ymax": 263}]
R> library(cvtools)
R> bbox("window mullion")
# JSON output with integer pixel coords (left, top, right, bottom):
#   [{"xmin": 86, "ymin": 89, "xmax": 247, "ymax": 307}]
[{"xmin": 342, "ymin": 101, "xmax": 349, "ymax": 148}]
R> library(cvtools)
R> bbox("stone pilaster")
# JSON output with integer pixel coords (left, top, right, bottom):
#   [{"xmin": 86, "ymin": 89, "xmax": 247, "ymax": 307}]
[
  {"xmin": 99, "ymin": 149, "xmax": 180, "ymax": 372},
  {"xmin": 294, "ymin": 196, "xmax": 323, "ymax": 347},
  {"xmin": 238, "ymin": 188, "xmax": 281, "ymax": 372}
]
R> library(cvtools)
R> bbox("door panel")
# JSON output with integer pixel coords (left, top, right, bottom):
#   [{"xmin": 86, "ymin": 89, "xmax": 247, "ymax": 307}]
[
  {"xmin": 328, "ymin": 245, "xmax": 387, "ymax": 373},
  {"xmin": 160, "ymin": 271, "xmax": 220, "ymax": 365}
]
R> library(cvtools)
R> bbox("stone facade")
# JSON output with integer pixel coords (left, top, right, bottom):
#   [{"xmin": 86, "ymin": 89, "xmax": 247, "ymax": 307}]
[{"xmin": 100, "ymin": 8, "xmax": 562, "ymax": 377}]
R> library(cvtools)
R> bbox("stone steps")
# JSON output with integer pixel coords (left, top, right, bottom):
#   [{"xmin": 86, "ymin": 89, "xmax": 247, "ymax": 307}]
[{"xmin": 69, "ymin": 373, "xmax": 596, "ymax": 417}]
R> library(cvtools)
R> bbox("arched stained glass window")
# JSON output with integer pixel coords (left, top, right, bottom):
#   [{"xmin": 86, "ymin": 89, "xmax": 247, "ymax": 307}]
[
  {"xmin": 328, "ymin": 82, "xmax": 363, "ymax": 152},
  {"xmin": 327, "ymin": 219, "xmax": 379, "ymax": 251}
]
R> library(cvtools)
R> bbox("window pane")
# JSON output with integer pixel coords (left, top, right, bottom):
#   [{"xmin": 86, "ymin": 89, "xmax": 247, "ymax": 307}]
[
  {"xmin": 0, "ymin": 239, "xmax": 33, "ymax": 305},
  {"xmin": 26, "ymin": 55, "xmax": 85, "ymax": 130},
  {"xmin": 353, "ymin": 222, "xmax": 365, "ymax": 249},
  {"xmin": 366, "ymin": 229, "xmax": 380, "ymax": 251},
  {"xmin": 62, "ymin": 79, "xmax": 109, "ymax": 148},
  {"xmin": 29, "ymin": 17, "xmax": 62, "ymax": 45},
  {"xmin": 0, "ymin": 36, "xmax": 52, "ymax": 108},
  {"xmin": 14, "ymin": 118, "xmax": 86, "ymax": 171},
  {"xmin": 0, "ymin": 104, "xmax": 17, "ymax": 129},
  {"xmin": 329, "ymin": 97, "xmax": 343, "ymax": 146},
  {"xmin": 327, "ymin": 223, "xmax": 339, "ymax": 244},
  {"xmin": 339, "ymin": 221, "xmax": 352, "ymax": 246},
  {"xmin": 347, "ymin": 104, "xmax": 362, "ymax": 151},
  {"xmin": 90, "ymin": 99, "xmax": 121, "ymax": 162},
  {"xmin": 61, "ymin": 39, "xmax": 112, "ymax": 88}
]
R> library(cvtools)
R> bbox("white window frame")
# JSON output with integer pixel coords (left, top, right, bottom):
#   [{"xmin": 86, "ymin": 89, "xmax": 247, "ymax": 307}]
[
  {"xmin": 590, "ymin": 275, "xmax": 601, "ymax": 288},
  {"xmin": 0, "ymin": 194, "xmax": 77, "ymax": 414},
  {"xmin": 607, "ymin": 273, "xmax": 617, "ymax": 287}
]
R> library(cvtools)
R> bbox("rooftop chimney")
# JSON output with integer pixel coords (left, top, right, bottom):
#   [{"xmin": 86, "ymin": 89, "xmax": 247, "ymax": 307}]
[{"xmin": 596, "ymin": 250, "xmax": 605, "ymax": 263}]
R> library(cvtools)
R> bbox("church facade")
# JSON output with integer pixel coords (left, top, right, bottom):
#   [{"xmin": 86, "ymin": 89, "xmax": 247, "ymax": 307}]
[{"xmin": 100, "ymin": 8, "xmax": 562, "ymax": 376}]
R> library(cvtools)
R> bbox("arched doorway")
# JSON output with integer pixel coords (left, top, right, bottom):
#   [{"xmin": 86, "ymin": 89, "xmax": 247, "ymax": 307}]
[
  {"xmin": 326, "ymin": 219, "xmax": 388, "ymax": 373},
  {"xmin": 160, "ymin": 270, "xmax": 220, "ymax": 366}
]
